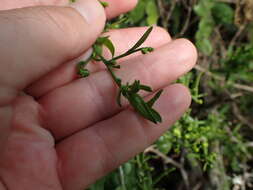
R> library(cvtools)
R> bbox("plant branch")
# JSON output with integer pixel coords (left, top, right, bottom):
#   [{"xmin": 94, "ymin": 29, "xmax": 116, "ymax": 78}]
[
  {"xmin": 194, "ymin": 65, "xmax": 253, "ymax": 93},
  {"xmin": 145, "ymin": 146, "xmax": 190, "ymax": 189}
]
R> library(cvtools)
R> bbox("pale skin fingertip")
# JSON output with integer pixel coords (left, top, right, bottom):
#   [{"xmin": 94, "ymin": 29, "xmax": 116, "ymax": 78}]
[
  {"xmin": 174, "ymin": 38, "xmax": 198, "ymax": 67},
  {"xmin": 154, "ymin": 26, "xmax": 172, "ymax": 42},
  {"xmin": 69, "ymin": 0, "xmax": 106, "ymax": 24}
]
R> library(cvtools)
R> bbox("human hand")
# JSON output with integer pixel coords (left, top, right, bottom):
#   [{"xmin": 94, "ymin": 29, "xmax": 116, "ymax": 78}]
[{"xmin": 0, "ymin": 0, "xmax": 197, "ymax": 189}]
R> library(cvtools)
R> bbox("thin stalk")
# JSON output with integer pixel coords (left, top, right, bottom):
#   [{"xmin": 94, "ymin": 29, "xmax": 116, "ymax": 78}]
[
  {"xmin": 119, "ymin": 166, "xmax": 127, "ymax": 190},
  {"xmin": 110, "ymin": 48, "xmax": 148, "ymax": 62},
  {"xmin": 98, "ymin": 55, "xmax": 121, "ymax": 87}
]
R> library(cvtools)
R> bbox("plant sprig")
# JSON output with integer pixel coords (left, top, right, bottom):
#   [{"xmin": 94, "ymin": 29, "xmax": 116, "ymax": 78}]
[{"xmin": 77, "ymin": 7, "xmax": 163, "ymax": 124}]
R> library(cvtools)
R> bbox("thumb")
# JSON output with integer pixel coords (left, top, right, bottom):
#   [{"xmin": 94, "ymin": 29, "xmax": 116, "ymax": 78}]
[{"xmin": 0, "ymin": 0, "xmax": 105, "ymax": 105}]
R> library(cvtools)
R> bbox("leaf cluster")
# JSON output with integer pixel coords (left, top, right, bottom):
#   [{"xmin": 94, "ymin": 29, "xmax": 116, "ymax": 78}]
[{"xmin": 77, "ymin": 23, "xmax": 163, "ymax": 124}]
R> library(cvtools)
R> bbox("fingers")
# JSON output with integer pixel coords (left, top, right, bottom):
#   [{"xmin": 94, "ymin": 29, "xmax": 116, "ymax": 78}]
[
  {"xmin": 0, "ymin": 0, "xmax": 137, "ymax": 19},
  {"xmin": 0, "ymin": 0, "xmax": 106, "ymax": 104},
  {"xmin": 27, "ymin": 27, "xmax": 171, "ymax": 98},
  {"xmin": 56, "ymin": 84, "xmax": 191, "ymax": 190},
  {"xmin": 39, "ymin": 39, "xmax": 197, "ymax": 140},
  {"xmin": 0, "ymin": 0, "xmax": 68, "ymax": 10}
]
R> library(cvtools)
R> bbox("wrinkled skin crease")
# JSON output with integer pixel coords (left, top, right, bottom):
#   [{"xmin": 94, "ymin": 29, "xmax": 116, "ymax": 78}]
[{"xmin": 0, "ymin": 95, "xmax": 63, "ymax": 190}]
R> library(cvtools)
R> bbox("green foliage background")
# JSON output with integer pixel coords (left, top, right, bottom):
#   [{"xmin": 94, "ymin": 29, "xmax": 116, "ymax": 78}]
[{"xmin": 88, "ymin": 0, "xmax": 253, "ymax": 189}]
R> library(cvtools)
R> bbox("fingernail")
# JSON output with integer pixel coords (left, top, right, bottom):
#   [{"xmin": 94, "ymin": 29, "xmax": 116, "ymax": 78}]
[{"xmin": 69, "ymin": 0, "xmax": 104, "ymax": 24}]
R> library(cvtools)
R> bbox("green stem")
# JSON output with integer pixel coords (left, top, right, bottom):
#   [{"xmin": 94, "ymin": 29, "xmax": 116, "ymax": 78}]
[
  {"xmin": 98, "ymin": 55, "xmax": 121, "ymax": 87},
  {"xmin": 109, "ymin": 48, "xmax": 145, "ymax": 62}
]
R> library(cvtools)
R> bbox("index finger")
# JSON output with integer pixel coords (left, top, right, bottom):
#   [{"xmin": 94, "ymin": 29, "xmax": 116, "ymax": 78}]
[
  {"xmin": 0, "ymin": 0, "xmax": 137, "ymax": 19},
  {"xmin": 0, "ymin": 0, "xmax": 68, "ymax": 10}
]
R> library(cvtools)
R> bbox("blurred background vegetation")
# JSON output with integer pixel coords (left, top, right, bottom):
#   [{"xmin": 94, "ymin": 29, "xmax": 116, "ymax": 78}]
[{"xmin": 88, "ymin": 0, "xmax": 253, "ymax": 189}]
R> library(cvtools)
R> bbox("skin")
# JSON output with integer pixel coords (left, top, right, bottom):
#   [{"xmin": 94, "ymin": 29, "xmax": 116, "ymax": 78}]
[{"xmin": 0, "ymin": 0, "xmax": 197, "ymax": 189}]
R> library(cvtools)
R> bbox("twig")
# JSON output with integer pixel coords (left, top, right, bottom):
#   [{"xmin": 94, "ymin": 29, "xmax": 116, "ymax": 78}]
[
  {"xmin": 246, "ymin": 142, "xmax": 253, "ymax": 147},
  {"xmin": 229, "ymin": 25, "xmax": 246, "ymax": 48},
  {"xmin": 214, "ymin": 26, "xmax": 227, "ymax": 59},
  {"xmin": 209, "ymin": 141, "xmax": 230, "ymax": 189},
  {"xmin": 145, "ymin": 146, "xmax": 190, "ymax": 189},
  {"xmin": 216, "ymin": 0, "xmax": 237, "ymax": 3},
  {"xmin": 193, "ymin": 182, "xmax": 202, "ymax": 190},
  {"xmin": 178, "ymin": 0, "xmax": 196, "ymax": 37},
  {"xmin": 194, "ymin": 65, "xmax": 253, "ymax": 93},
  {"xmin": 158, "ymin": 0, "xmax": 178, "ymax": 29},
  {"xmin": 232, "ymin": 102, "xmax": 253, "ymax": 130},
  {"xmin": 233, "ymin": 83, "xmax": 253, "ymax": 94}
]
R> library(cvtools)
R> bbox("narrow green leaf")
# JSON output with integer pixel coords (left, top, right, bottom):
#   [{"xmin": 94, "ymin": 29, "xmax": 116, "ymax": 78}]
[
  {"xmin": 149, "ymin": 108, "xmax": 162, "ymax": 123},
  {"xmin": 139, "ymin": 84, "xmax": 153, "ymax": 92},
  {"xmin": 128, "ymin": 94, "xmax": 162, "ymax": 124},
  {"xmin": 148, "ymin": 90, "xmax": 163, "ymax": 107},
  {"xmin": 130, "ymin": 94, "xmax": 153, "ymax": 121},
  {"xmin": 96, "ymin": 37, "xmax": 115, "ymax": 57},
  {"xmin": 127, "ymin": 26, "xmax": 153, "ymax": 53},
  {"xmin": 129, "ymin": 94, "xmax": 148, "ymax": 114},
  {"xmin": 96, "ymin": 37, "xmax": 107, "ymax": 44},
  {"xmin": 143, "ymin": 102, "xmax": 162, "ymax": 124},
  {"xmin": 130, "ymin": 80, "xmax": 141, "ymax": 93},
  {"xmin": 103, "ymin": 38, "xmax": 115, "ymax": 57}
]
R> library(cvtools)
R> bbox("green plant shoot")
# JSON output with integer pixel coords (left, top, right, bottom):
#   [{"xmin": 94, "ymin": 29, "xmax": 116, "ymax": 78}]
[{"xmin": 77, "ymin": 5, "xmax": 162, "ymax": 124}]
